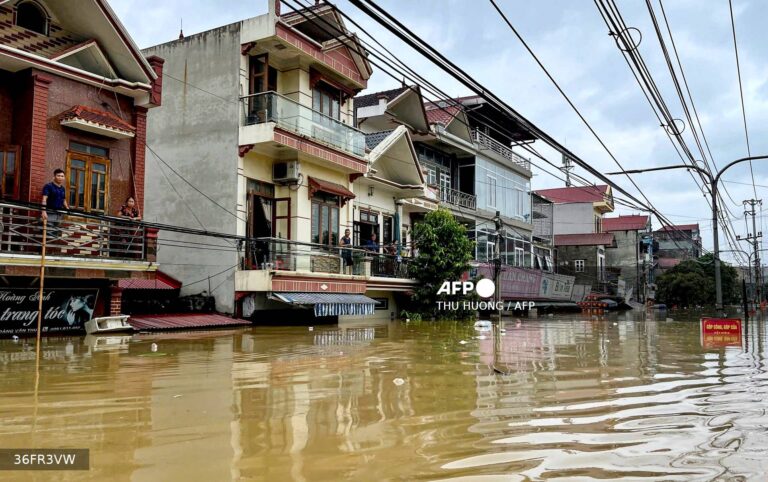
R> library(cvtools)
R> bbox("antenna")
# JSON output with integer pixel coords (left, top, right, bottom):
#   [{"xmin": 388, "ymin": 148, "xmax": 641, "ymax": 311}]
[
  {"xmin": 561, "ymin": 138, "xmax": 573, "ymax": 187},
  {"xmin": 179, "ymin": 18, "xmax": 184, "ymax": 40}
]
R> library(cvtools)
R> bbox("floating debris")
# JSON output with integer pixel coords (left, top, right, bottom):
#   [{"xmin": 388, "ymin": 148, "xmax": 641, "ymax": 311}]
[
  {"xmin": 308, "ymin": 326, "xmax": 314, "ymax": 331},
  {"xmin": 459, "ymin": 340, "xmax": 467, "ymax": 345},
  {"xmin": 150, "ymin": 343, "xmax": 158, "ymax": 352},
  {"xmin": 393, "ymin": 378, "xmax": 405, "ymax": 386}
]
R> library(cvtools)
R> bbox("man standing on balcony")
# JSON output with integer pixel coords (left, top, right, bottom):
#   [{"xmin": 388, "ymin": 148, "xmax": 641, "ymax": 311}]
[
  {"xmin": 41, "ymin": 169, "xmax": 69, "ymax": 242},
  {"xmin": 340, "ymin": 228, "xmax": 354, "ymax": 274}
]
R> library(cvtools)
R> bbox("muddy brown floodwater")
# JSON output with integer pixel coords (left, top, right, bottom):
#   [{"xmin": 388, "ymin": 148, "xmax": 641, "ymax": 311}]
[{"xmin": 1, "ymin": 314, "xmax": 767, "ymax": 481}]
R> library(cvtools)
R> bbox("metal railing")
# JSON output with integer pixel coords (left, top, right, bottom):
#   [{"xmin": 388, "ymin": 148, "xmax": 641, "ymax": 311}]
[
  {"xmin": 240, "ymin": 91, "xmax": 366, "ymax": 158},
  {"xmin": 473, "ymin": 129, "xmax": 531, "ymax": 171},
  {"xmin": 440, "ymin": 186, "xmax": 477, "ymax": 210},
  {"xmin": 244, "ymin": 237, "xmax": 413, "ymax": 279},
  {"xmin": 0, "ymin": 204, "xmax": 146, "ymax": 260}
]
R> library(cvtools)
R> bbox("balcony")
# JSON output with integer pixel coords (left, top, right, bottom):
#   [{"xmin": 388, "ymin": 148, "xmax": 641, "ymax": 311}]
[
  {"xmin": 473, "ymin": 130, "xmax": 531, "ymax": 171},
  {"xmin": 244, "ymin": 237, "xmax": 412, "ymax": 277},
  {"xmin": 440, "ymin": 186, "xmax": 477, "ymax": 210},
  {"xmin": 240, "ymin": 91, "xmax": 365, "ymax": 159},
  {"xmin": 0, "ymin": 203, "xmax": 157, "ymax": 271}
]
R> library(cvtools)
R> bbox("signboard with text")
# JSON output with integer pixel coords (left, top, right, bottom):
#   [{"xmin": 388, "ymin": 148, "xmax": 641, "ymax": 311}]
[
  {"xmin": 0, "ymin": 289, "xmax": 99, "ymax": 336},
  {"xmin": 700, "ymin": 317, "xmax": 742, "ymax": 349}
]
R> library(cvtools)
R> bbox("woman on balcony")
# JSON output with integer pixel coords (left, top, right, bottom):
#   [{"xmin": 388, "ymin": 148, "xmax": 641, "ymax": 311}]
[{"xmin": 115, "ymin": 197, "xmax": 141, "ymax": 258}]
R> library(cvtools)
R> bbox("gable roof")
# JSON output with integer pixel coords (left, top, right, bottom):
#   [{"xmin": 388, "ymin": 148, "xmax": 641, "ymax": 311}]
[
  {"xmin": 366, "ymin": 126, "xmax": 425, "ymax": 188},
  {"xmin": 424, "ymin": 102, "xmax": 462, "ymax": 126},
  {"xmin": 355, "ymin": 87, "xmax": 408, "ymax": 109},
  {"xmin": 655, "ymin": 223, "xmax": 699, "ymax": 233},
  {"xmin": 603, "ymin": 215, "xmax": 649, "ymax": 232},
  {"xmin": 365, "ymin": 130, "xmax": 394, "ymax": 150},
  {"xmin": 534, "ymin": 185, "xmax": 611, "ymax": 204},
  {"xmin": 554, "ymin": 233, "xmax": 615, "ymax": 247}
]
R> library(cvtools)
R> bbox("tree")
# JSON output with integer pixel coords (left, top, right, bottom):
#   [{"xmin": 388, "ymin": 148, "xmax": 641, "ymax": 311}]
[
  {"xmin": 656, "ymin": 254, "xmax": 739, "ymax": 306},
  {"xmin": 408, "ymin": 208, "xmax": 476, "ymax": 319}
]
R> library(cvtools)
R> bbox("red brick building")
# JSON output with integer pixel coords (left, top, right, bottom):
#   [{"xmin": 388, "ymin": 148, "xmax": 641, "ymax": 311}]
[{"xmin": 0, "ymin": 0, "xmax": 163, "ymax": 333}]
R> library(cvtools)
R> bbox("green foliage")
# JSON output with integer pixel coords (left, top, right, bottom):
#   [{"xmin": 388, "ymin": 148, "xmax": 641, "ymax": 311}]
[
  {"xmin": 656, "ymin": 254, "xmax": 739, "ymax": 306},
  {"xmin": 409, "ymin": 208, "xmax": 476, "ymax": 320}
]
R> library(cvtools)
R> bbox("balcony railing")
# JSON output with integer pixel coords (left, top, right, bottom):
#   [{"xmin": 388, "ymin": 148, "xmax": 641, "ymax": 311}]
[
  {"xmin": 244, "ymin": 237, "xmax": 413, "ymax": 279},
  {"xmin": 472, "ymin": 129, "xmax": 531, "ymax": 171},
  {"xmin": 240, "ymin": 91, "xmax": 366, "ymax": 158},
  {"xmin": 0, "ymin": 204, "xmax": 148, "ymax": 260},
  {"xmin": 440, "ymin": 186, "xmax": 477, "ymax": 210}
]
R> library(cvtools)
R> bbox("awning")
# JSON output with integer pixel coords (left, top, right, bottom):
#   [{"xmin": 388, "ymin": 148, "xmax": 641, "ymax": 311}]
[
  {"xmin": 308, "ymin": 177, "xmax": 355, "ymax": 206},
  {"xmin": 118, "ymin": 271, "xmax": 182, "ymax": 290},
  {"xmin": 127, "ymin": 313, "xmax": 251, "ymax": 330},
  {"xmin": 60, "ymin": 105, "xmax": 136, "ymax": 139},
  {"xmin": 272, "ymin": 292, "xmax": 378, "ymax": 317}
]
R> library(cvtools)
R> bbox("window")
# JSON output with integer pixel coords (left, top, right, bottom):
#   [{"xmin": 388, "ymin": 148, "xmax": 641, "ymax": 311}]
[
  {"xmin": 15, "ymin": 1, "xmax": 48, "ymax": 36},
  {"xmin": 313, "ymin": 82, "xmax": 341, "ymax": 120},
  {"xmin": 311, "ymin": 192, "xmax": 339, "ymax": 247},
  {"xmin": 1, "ymin": 146, "xmax": 20, "ymax": 199},
  {"xmin": 66, "ymin": 146, "xmax": 110, "ymax": 212},
  {"xmin": 487, "ymin": 175, "xmax": 497, "ymax": 207},
  {"xmin": 514, "ymin": 247, "xmax": 524, "ymax": 267},
  {"xmin": 574, "ymin": 259, "xmax": 585, "ymax": 273},
  {"xmin": 595, "ymin": 215, "xmax": 602, "ymax": 233},
  {"xmin": 383, "ymin": 215, "xmax": 393, "ymax": 246},
  {"xmin": 439, "ymin": 171, "xmax": 451, "ymax": 199},
  {"xmin": 598, "ymin": 253, "xmax": 606, "ymax": 281},
  {"xmin": 426, "ymin": 167, "xmax": 437, "ymax": 186}
]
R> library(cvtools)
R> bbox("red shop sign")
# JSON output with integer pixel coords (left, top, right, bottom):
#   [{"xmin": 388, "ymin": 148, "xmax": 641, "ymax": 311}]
[{"xmin": 700, "ymin": 317, "xmax": 742, "ymax": 348}]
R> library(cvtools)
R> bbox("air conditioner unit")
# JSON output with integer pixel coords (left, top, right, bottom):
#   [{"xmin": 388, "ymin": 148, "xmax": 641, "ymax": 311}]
[{"xmin": 273, "ymin": 161, "xmax": 300, "ymax": 184}]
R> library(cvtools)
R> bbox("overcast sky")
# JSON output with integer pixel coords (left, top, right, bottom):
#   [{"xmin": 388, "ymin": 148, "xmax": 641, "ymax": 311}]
[{"xmin": 111, "ymin": 0, "xmax": 768, "ymax": 264}]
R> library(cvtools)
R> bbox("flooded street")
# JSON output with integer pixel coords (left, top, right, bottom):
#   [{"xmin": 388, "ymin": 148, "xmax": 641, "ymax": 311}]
[{"xmin": 1, "ymin": 315, "xmax": 768, "ymax": 481}]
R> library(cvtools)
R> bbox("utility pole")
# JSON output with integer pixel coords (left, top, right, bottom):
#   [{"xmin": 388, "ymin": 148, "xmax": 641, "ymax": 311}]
[
  {"xmin": 741, "ymin": 199, "xmax": 763, "ymax": 307},
  {"xmin": 493, "ymin": 211, "xmax": 503, "ymax": 321},
  {"xmin": 562, "ymin": 153, "xmax": 573, "ymax": 187}
]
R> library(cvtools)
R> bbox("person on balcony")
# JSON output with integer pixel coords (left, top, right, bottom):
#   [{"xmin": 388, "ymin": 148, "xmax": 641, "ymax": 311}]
[
  {"xmin": 115, "ymin": 196, "xmax": 141, "ymax": 258},
  {"xmin": 340, "ymin": 228, "xmax": 353, "ymax": 274},
  {"xmin": 365, "ymin": 232, "xmax": 380, "ymax": 253},
  {"xmin": 41, "ymin": 168, "xmax": 69, "ymax": 244}
]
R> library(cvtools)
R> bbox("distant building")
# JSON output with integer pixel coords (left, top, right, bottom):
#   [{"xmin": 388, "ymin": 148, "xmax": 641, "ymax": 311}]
[
  {"xmin": 553, "ymin": 233, "xmax": 615, "ymax": 292},
  {"xmin": 653, "ymin": 224, "xmax": 701, "ymax": 280},
  {"xmin": 531, "ymin": 192, "xmax": 554, "ymax": 271},
  {"xmin": 534, "ymin": 185, "xmax": 615, "ymax": 294},
  {"xmin": 603, "ymin": 215, "xmax": 651, "ymax": 301}
]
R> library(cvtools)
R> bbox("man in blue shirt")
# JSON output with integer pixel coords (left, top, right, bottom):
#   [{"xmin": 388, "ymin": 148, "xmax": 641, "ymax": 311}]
[
  {"xmin": 41, "ymin": 168, "xmax": 69, "ymax": 240},
  {"xmin": 364, "ymin": 232, "xmax": 379, "ymax": 253}
]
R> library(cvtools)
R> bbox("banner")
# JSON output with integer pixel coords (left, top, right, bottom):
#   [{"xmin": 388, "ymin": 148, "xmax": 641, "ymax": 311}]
[
  {"xmin": 0, "ymin": 289, "xmax": 99, "ymax": 335},
  {"xmin": 539, "ymin": 273, "xmax": 575, "ymax": 300},
  {"xmin": 476, "ymin": 264, "xmax": 575, "ymax": 301}
]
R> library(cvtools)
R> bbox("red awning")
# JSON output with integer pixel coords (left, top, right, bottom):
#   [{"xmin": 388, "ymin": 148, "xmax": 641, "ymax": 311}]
[
  {"xmin": 127, "ymin": 313, "xmax": 250, "ymax": 330},
  {"xmin": 119, "ymin": 271, "xmax": 182, "ymax": 290},
  {"xmin": 308, "ymin": 176, "xmax": 355, "ymax": 205}
]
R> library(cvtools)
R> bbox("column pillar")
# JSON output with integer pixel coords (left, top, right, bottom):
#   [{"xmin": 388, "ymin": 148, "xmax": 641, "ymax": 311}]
[
  {"xmin": 28, "ymin": 73, "xmax": 52, "ymax": 203},
  {"xmin": 109, "ymin": 286, "xmax": 124, "ymax": 316}
]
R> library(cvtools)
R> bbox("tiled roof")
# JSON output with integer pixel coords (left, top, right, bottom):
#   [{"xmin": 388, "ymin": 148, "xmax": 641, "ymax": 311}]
[
  {"xmin": 355, "ymin": 86, "xmax": 409, "ymax": 109},
  {"xmin": 655, "ymin": 223, "xmax": 699, "ymax": 232},
  {"xmin": 127, "ymin": 313, "xmax": 250, "ymax": 331},
  {"xmin": 603, "ymin": 215, "xmax": 649, "ymax": 232},
  {"xmin": 554, "ymin": 233, "xmax": 615, "ymax": 246},
  {"xmin": 60, "ymin": 105, "xmax": 135, "ymax": 133},
  {"xmin": 424, "ymin": 102, "xmax": 462, "ymax": 125},
  {"xmin": 657, "ymin": 258, "xmax": 682, "ymax": 268},
  {"xmin": 365, "ymin": 130, "xmax": 394, "ymax": 150},
  {"xmin": 534, "ymin": 185, "xmax": 610, "ymax": 204}
]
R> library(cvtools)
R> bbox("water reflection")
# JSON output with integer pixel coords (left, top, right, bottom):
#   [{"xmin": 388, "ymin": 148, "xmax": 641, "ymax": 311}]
[{"xmin": 0, "ymin": 316, "xmax": 767, "ymax": 480}]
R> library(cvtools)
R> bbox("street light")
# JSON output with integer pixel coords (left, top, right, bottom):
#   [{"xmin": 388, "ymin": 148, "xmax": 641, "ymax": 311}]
[{"xmin": 607, "ymin": 155, "xmax": 768, "ymax": 309}]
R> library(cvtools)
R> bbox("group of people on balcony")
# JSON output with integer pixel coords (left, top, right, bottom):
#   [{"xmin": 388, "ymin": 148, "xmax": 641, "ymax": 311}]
[
  {"xmin": 38, "ymin": 168, "xmax": 142, "ymax": 257},
  {"xmin": 340, "ymin": 229, "xmax": 410, "ymax": 276}
]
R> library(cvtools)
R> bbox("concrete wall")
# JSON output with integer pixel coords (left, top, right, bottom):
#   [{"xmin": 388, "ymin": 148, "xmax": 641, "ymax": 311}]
[
  {"xmin": 553, "ymin": 203, "xmax": 597, "ymax": 235},
  {"xmin": 606, "ymin": 230, "xmax": 641, "ymax": 299},
  {"xmin": 557, "ymin": 245, "xmax": 603, "ymax": 288},
  {"xmin": 143, "ymin": 23, "xmax": 242, "ymax": 313}
]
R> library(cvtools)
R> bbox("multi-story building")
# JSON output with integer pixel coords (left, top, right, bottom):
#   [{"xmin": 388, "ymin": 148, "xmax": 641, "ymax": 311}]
[
  {"xmin": 531, "ymin": 192, "xmax": 554, "ymax": 271},
  {"xmin": 144, "ymin": 1, "xmax": 433, "ymax": 320},
  {"xmin": 0, "ymin": 0, "xmax": 163, "ymax": 333},
  {"xmin": 603, "ymin": 214, "xmax": 651, "ymax": 300},
  {"xmin": 534, "ymin": 185, "xmax": 615, "ymax": 293}
]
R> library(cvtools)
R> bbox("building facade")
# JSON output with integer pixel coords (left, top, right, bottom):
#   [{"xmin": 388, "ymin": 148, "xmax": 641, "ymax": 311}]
[
  {"xmin": 144, "ymin": 1, "xmax": 430, "ymax": 320},
  {"xmin": 0, "ymin": 0, "xmax": 163, "ymax": 333},
  {"xmin": 603, "ymin": 214, "xmax": 650, "ymax": 301}
]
